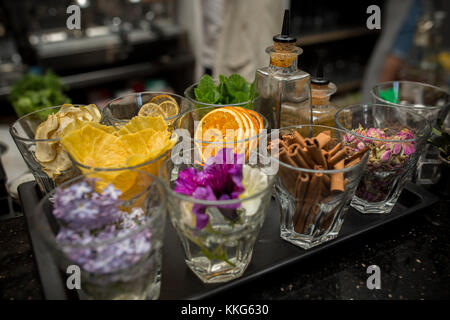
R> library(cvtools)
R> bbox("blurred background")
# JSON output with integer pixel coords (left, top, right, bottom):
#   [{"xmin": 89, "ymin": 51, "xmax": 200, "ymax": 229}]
[{"xmin": 0, "ymin": 0, "xmax": 449, "ymax": 199}]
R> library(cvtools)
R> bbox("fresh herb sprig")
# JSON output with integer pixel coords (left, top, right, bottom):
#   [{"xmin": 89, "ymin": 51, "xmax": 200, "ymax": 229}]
[
  {"xmin": 8, "ymin": 71, "xmax": 71, "ymax": 117},
  {"xmin": 194, "ymin": 74, "xmax": 256, "ymax": 106}
]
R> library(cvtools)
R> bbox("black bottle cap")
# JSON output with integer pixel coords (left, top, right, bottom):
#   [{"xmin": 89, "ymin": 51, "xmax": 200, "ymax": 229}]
[
  {"xmin": 311, "ymin": 60, "xmax": 330, "ymax": 85},
  {"xmin": 273, "ymin": 9, "xmax": 296, "ymax": 43}
]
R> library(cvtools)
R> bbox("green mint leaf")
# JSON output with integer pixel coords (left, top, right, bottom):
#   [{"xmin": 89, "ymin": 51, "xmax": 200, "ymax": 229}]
[{"xmin": 194, "ymin": 74, "xmax": 220, "ymax": 104}]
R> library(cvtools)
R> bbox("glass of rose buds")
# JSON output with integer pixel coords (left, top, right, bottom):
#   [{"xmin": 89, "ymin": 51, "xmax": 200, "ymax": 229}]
[
  {"xmin": 335, "ymin": 104, "xmax": 431, "ymax": 214},
  {"xmin": 269, "ymin": 125, "xmax": 369, "ymax": 249},
  {"xmin": 33, "ymin": 169, "xmax": 167, "ymax": 300}
]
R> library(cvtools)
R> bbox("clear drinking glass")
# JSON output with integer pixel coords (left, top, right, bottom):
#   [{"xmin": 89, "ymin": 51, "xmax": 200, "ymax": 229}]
[
  {"xmin": 9, "ymin": 106, "xmax": 82, "ymax": 194},
  {"xmin": 159, "ymin": 148, "xmax": 276, "ymax": 283},
  {"xmin": 371, "ymin": 81, "xmax": 450, "ymax": 184},
  {"xmin": 101, "ymin": 91, "xmax": 192, "ymax": 129},
  {"xmin": 33, "ymin": 170, "xmax": 167, "ymax": 300},
  {"xmin": 271, "ymin": 125, "xmax": 369, "ymax": 250},
  {"xmin": 173, "ymin": 107, "xmax": 269, "ymax": 163},
  {"xmin": 335, "ymin": 104, "xmax": 431, "ymax": 214}
]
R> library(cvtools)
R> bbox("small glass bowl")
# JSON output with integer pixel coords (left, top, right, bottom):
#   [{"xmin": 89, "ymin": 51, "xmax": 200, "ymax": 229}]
[
  {"xmin": 335, "ymin": 104, "xmax": 431, "ymax": 214},
  {"xmin": 10, "ymin": 105, "xmax": 84, "ymax": 194},
  {"xmin": 270, "ymin": 125, "xmax": 369, "ymax": 250},
  {"xmin": 101, "ymin": 91, "xmax": 192, "ymax": 129},
  {"xmin": 33, "ymin": 169, "xmax": 167, "ymax": 300},
  {"xmin": 159, "ymin": 148, "xmax": 276, "ymax": 283}
]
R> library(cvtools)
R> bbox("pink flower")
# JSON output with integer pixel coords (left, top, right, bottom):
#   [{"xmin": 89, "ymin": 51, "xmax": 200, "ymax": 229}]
[
  {"xmin": 392, "ymin": 143, "xmax": 402, "ymax": 155},
  {"xmin": 402, "ymin": 143, "xmax": 416, "ymax": 155},
  {"xmin": 380, "ymin": 150, "xmax": 391, "ymax": 161}
]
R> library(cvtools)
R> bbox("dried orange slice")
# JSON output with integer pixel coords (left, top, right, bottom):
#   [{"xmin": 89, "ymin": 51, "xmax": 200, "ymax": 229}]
[
  {"xmin": 247, "ymin": 109, "xmax": 264, "ymax": 132},
  {"xmin": 194, "ymin": 107, "xmax": 246, "ymax": 162}
]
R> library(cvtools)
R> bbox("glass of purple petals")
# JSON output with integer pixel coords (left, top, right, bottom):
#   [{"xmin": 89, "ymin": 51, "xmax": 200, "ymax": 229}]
[
  {"xmin": 33, "ymin": 169, "xmax": 167, "ymax": 300},
  {"xmin": 335, "ymin": 104, "xmax": 431, "ymax": 214},
  {"xmin": 159, "ymin": 148, "xmax": 275, "ymax": 283}
]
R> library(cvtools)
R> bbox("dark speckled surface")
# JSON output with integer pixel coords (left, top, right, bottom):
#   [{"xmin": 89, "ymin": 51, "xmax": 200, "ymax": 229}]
[{"xmin": 0, "ymin": 186, "xmax": 449, "ymax": 300}]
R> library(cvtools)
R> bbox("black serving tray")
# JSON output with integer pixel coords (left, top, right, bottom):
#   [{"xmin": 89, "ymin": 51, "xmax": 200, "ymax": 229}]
[{"xmin": 18, "ymin": 181, "xmax": 438, "ymax": 300}]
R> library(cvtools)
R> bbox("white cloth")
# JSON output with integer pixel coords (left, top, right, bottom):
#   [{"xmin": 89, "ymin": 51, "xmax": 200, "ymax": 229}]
[{"xmin": 213, "ymin": 0, "xmax": 285, "ymax": 82}]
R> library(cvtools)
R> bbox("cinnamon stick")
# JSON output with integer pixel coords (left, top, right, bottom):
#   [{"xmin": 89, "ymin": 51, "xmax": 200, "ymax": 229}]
[
  {"xmin": 293, "ymin": 131, "xmax": 307, "ymax": 148},
  {"xmin": 292, "ymin": 173, "xmax": 309, "ymax": 228},
  {"xmin": 328, "ymin": 146, "xmax": 351, "ymax": 167},
  {"xmin": 345, "ymin": 157, "xmax": 361, "ymax": 168},
  {"xmin": 295, "ymin": 173, "xmax": 323, "ymax": 234},
  {"xmin": 345, "ymin": 146, "xmax": 370, "ymax": 164},
  {"xmin": 313, "ymin": 132, "xmax": 332, "ymax": 149},
  {"xmin": 288, "ymin": 144, "xmax": 312, "ymax": 169},
  {"xmin": 327, "ymin": 142, "xmax": 342, "ymax": 158},
  {"xmin": 330, "ymin": 160, "xmax": 345, "ymax": 193},
  {"xmin": 307, "ymin": 144, "xmax": 328, "ymax": 169}
]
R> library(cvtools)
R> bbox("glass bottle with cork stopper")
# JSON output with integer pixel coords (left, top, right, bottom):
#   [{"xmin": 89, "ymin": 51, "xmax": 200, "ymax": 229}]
[
  {"xmin": 255, "ymin": 9, "xmax": 311, "ymax": 129},
  {"xmin": 311, "ymin": 61, "xmax": 337, "ymax": 135}
]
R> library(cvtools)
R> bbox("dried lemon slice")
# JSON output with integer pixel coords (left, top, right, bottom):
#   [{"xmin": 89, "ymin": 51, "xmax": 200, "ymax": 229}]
[
  {"xmin": 138, "ymin": 103, "xmax": 164, "ymax": 117},
  {"xmin": 150, "ymin": 94, "xmax": 177, "ymax": 105}
]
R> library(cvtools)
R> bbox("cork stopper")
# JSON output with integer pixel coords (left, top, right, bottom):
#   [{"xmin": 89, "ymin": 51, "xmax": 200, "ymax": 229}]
[
  {"xmin": 311, "ymin": 60, "xmax": 336, "ymax": 105},
  {"xmin": 268, "ymin": 10, "xmax": 301, "ymax": 68}
]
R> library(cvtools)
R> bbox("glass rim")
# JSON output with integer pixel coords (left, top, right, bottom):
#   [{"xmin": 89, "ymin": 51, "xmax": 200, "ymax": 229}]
[
  {"xmin": 10, "ymin": 105, "xmax": 88, "ymax": 143},
  {"xmin": 102, "ymin": 91, "xmax": 188, "ymax": 123},
  {"xmin": 269, "ymin": 124, "xmax": 369, "ymax": 174},
  {"xmin": 174, "ymin": 106, "xmax": 269, "ymax": 145},
  {"xmin": 35, "ymin": 169, "xmax": 167, "ymax": 250},
  {"xmin": 68, "ymin": 147, "xmax": 173, "ymax": 172},
  {"xmin": 334, "ymin": 103, "xmax": 431, "ymax": 143},
  {"xmin": 160, "ymin": 151, "xmax": 276, "ymax": 206},
  {"xmin": 370, "ymin": 80, "xmax": 450, "ymax": 110},
  {"xmin": 184, "ymin": 81, "xmax": 253, "ymax": 107}
]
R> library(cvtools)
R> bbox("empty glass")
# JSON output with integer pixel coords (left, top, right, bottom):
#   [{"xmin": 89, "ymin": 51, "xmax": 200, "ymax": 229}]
[
  {"xmin": 33, "ymin": 170, "xmax": 167, "ymax": 300},
  {"xmin": 371, "ymin": 81, "xmax": 450, "ymax": 184},
  {"xmin": 335, "ymin": 104, "xmax": 431, "ymax": 214}
]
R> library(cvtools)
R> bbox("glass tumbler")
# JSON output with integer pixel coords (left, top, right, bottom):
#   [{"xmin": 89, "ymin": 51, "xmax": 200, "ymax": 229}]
[
  {"xmin": 9, "ymin": 105, "xmax": 83, "ymax": 193},
  {"xmin": 159, "ymin": 148, "xmax": 276, "ymax": 283},
  {"xmin": 335, "ymin": 104, "xmax": 431, "ymax": 214},
  {"xmin": 271, "ymin": 125, "xmax": 369, "ymax": 250},
  {"xmin": 101, "ymin": 91, "xmax": 192, "ymax": 129},
  {"xmin": 33, "ymin": 170, "xmax": 167, "ymax": 300},
  {"xmin": 371, "ymin": 81, "xmax": 450, "ymax": 184}
]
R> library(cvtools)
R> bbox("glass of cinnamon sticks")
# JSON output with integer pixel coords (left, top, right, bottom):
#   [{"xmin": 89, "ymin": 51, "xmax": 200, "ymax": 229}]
[{"xmin": 269, "ymin": 125, "xmax": 369, "ymax": 249}]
